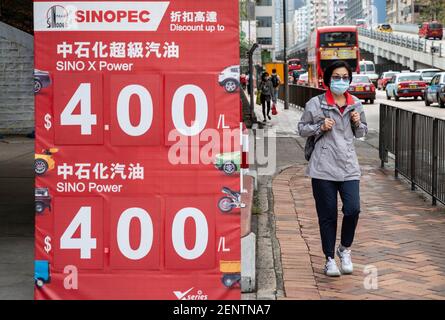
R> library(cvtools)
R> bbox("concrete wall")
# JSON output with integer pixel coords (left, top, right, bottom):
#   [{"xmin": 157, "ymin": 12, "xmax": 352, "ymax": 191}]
[
  {"xmin": 0, "ymin": 21, "xmax": 34, "ymax": 135},
  {"xmin": 392, "ymin": 23, "xmax": 419, "ymax": 35}
]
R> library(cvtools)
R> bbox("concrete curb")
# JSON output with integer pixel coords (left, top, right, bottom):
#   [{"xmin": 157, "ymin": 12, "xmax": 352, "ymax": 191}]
[
  {"xmin": 241, "ymin": 232, "xmax": 256, "ymax": 293},
  {"xmin": 241, "ymin": 175, "xmax": 256, "ymax": 293}
]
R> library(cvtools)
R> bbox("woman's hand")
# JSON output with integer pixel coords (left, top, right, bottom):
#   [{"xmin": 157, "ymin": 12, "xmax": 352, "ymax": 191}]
[
  {"xmin": 321, "ymin": 118, "xmax": 335, "ymax": 132},
  {"xmin": 351, "ymin": 111, "xmax": 361, "ymax": 126}
]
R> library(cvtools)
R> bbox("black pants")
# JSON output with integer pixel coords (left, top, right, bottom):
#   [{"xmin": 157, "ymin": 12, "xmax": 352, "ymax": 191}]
[
  {"xmin": 261, "ymin": 95, "xmax": 271, "ymax": 120},
  {"xmin": 311, "ymin": 179, "xmax": 361, "ymax": 259}
]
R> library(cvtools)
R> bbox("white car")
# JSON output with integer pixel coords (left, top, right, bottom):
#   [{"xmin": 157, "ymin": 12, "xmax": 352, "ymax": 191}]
[
  {"xmin": 359, "ymin": 61, "xmax": 378, "ymax": 85},
  {"xmin": 297, "ymin": 72, "xmax": 308, "ymax": 86},
  {"xmin": 414, "ymin": 69, "xmax": 441, "ymax": 84},
  {"xmin": 218, "ymin": 65, "xmax": 240, "ymax": 93}
]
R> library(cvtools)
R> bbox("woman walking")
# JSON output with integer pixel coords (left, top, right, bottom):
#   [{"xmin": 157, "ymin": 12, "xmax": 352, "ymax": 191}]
[
  {"xmin": 297, "ymin": 60, "xmax": 368, "ymax": 277},
  {"xmin": 259, "ymin": 72, "xmax": 274, "ymax": 122}
]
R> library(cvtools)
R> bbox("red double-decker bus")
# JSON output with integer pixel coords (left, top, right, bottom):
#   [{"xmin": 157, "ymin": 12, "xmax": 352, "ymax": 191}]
[
  {"xmin": 307, "ymin": 26, "xmax": 360, "ymax": 88},
  {"xmin": 288, "ymin": 58, "xmax": 302, "ymax": 72}
]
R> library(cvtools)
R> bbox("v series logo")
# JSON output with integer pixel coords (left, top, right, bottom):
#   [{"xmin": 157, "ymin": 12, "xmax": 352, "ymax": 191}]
[
  {"xmin": 173, "ymin": 288, "xmax": 208, "ymax": 300},
  {"xmin": 34, "ymin": 1, "xmax": 170, "ymax": 31}
]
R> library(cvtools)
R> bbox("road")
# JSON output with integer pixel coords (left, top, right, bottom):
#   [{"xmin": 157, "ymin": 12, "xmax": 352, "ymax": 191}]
[{"xmin": 360, "ymin": 89, "xmax": 445, "ymax": 132}]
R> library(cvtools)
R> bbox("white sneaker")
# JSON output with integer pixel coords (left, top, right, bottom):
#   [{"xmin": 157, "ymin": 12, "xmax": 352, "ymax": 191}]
[
  {"xmin": 324, "ymin": 257, "xmax": 341, "ymax": 277},
  {"xmin": 337, "ymin": 246, "xmax": 353, "ymax": 274}
]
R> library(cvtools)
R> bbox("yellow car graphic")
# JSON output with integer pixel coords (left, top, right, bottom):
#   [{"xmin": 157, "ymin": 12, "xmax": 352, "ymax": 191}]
[
  {"xmin": 220, "ymin": 260, "xmax": 241, "ymax": 288},
  {"xmin": 34, "ymin": 148, "xmax": 58, "ymax": 176}
]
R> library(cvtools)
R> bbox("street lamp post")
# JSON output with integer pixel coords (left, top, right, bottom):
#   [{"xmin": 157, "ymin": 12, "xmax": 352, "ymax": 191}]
[
  {"xmin": 283, "ymin": 0, "xmax": 289, "ymax": 110},
  {"xmin": 248, "ymin": 43, "xmax": 259, "ymax": 120}
]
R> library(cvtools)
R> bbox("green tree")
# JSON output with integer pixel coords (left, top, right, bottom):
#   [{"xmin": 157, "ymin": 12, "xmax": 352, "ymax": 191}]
[
  {"xmin": 419, "ymin": 0, "xmax": 445, "ymax": 24},
  {"xmin": 0, "ymin": 0, "xmax": 33, "ymax": 33},
  {"xmin": 239, "ymin": 0, "xmax": 249, "ymax": 21},
  {"xmin": 239, "ymin": 0, "xmax": 253, "ymax": 59}
]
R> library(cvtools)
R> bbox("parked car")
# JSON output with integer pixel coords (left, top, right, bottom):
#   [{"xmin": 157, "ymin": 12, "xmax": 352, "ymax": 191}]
[
  {"xmin": 424, "ymin": 72, "xmax": 445, "ymax": 108},
  {"xmin": 214, "ymin": 151, "xmax": 241, "ymax": 175},
  {"xmin": 291, "ymin": 69, "xmax": 306, "ymax": 84},
  {"xmin": 34, "ymin": 260, "xmax": 50, "ymax": 288},
  {"xmin": 35, "ymin": 187, "xmax": 51, "ymax": 214},
  {"xmin": 386, "ymin": 73, "xmax": 427, "ymax": 101},
  {"xmin": 218, "ymin": 65, "xmax": 240, "ymax": 93},
  {"xmin": 419, "ymin": 21, "xmax": 443, "ymax": 40},
  {"xmin": 34, "ymin": 69, "xmax": 51, "ymax": 94},
  {"xmin": 348, "ymin": 75, "xmax": 376, "ymax": 104},
  {"xmin": 297, "ymin": 72, "xmax": 308, "ymax": 86},
  {"xmin": 34, "ymin": 148, "xmax": 58, "ymax": 176},
  {"xmin": 415, "ymin": 69, "xmax": 441, "ymax": 83},
  {"xmin": 359, "ymin": 60, "xmax": 378, "ymax": 85},
  {"xmin": 377, "ymin": 71, "xmax": 400, "ymax": 90},
  {"xmin": 377, "ymin": 24, "xmax": 393, "ymax": 33}
]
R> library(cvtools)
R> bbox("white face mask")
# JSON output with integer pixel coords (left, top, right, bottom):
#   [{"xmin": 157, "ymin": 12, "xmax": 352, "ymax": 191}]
[{"xmin": 330, "ymin": 78, "xmax": 350, "ymax": 95}]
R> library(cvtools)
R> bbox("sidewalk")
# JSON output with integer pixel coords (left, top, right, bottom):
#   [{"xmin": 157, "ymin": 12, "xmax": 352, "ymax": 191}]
[
  {"xmin": 254, "ymin": 99, "xmax": 445, "ymax": 299},
  {"xmin": 0, "ymin": 136, "xmax": 34, "ymax": 299}
]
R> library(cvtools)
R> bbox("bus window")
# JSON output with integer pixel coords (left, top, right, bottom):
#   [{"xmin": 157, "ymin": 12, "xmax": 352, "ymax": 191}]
[{"xmin": 319, "ymin": 32, "xmax": 357, "ymax": 47}]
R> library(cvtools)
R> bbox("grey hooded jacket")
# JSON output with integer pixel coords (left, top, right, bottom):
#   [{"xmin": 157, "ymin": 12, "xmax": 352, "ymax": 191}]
[{"xmin": 297, "ymin": 93, "xmax": 368, "ymax": 181}]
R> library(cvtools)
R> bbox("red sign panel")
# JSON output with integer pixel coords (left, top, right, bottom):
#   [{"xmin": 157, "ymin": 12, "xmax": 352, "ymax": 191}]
[{"xmin": 34, "ymin": 0, "xmax": 241, "ymax": 300}]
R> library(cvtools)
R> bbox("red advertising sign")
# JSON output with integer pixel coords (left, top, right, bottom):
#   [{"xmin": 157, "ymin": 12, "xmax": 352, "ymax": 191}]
[{"xmin": 34, "ymin": 0, "xmax": 241, "ymax": 300}]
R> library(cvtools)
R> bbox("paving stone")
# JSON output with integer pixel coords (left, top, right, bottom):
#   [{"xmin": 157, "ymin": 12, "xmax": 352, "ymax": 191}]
[{"xmin": 271, "ymin": 137, "xmax": 445, "ymax": 300}]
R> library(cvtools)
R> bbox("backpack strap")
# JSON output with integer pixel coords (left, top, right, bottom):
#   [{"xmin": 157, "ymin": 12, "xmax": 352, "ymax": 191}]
[
  {"xmin": 317, "ymin": 94, "xmax": 330, "ymax": 118},
  {"xmin": 312, "ymin": 94, "xmax": 328, "ymax": 143},
  {"xmin": 317, "ymin": 93, "xmax": 359, "ymax": 135}
]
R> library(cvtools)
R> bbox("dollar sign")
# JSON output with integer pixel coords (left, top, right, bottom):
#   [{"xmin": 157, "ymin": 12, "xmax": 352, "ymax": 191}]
[
  {"xmin": 44, "ymin": 114, "xmax": 52, "ymax": 131},
  {"xmin": 44, "ymin": 236, "xmax": 52, "ymax": 253}
]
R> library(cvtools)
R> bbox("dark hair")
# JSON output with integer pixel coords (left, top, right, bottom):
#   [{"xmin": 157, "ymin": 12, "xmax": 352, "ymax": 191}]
[
  {"xmin": 272, "ymin": 68, "xmax": 277, "ymax": 73},
  {"xmin": 323, "ymin": 60, "xmax": 353, "ymax": 87},
  {"xmin": 261, "ymin": 72, "xmax": 269, "ymax": 81}
]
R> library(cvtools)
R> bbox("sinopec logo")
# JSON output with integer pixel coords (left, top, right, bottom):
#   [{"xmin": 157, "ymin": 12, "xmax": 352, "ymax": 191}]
[
  {"xmin": 35, "ymin": 2, "xmax": 170, "ymax": 32},
  {"xmin": 75, "ymin": 10, "xmax": 151, "ymax": 24},
  {"xmin": 46, "ymin": 5, "xmax": 69, "ymax": 29}
]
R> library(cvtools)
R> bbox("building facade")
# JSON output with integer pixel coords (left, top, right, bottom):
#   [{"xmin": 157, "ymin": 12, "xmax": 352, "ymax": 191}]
[
  {"xmin": 333, "ymin": 0, "xmax": 348, "ymax": 25},
  {"xmin": 293, "ymin": 5, "xmax": 308, "ymax": 43},
  {"xmin": 345, "ymin": 0, "xmax": 378, "ymax": 26},
  {"xmin": 255, "ymin": 0, "xmax": 275, "ymax": 60},
  {"xmin": 386, "ymin": 0, "xmax": 427, "ymax": 24},
  {"xmin": 345, "ymin": 0, "xmax": 364, "ymax": 24},
  {"xmin": 308, "ymin": 0, "xmax": 334, "ymax": 31},
  {"xmin": 275, "ymin": 0, "xmax": 298, "ymax": 51}
]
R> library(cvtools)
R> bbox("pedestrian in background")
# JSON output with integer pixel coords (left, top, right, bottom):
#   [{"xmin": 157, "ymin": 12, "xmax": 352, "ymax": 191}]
[
  {"xmin": 240, "ymin": 73, "xmax": 247, "ymax": 90},
  {"xmin": 246, "ymin": 72, "xmax": 251, "ymax": 94},
  {"xmin": 270, "ymin": 68, "xmax": 281, "ymax": 107},
  {"xmin": 259, "ymin": 71, "xmax": 274, "ymax": 122},
  {"xmin": 297, "ymin": 60, "xmax": 368, "ymax": 277}
]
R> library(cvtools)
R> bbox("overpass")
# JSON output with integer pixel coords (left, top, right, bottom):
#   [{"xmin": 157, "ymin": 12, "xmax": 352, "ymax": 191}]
[
  {"xmin": 276, "ymin": 26, "xmax": 445, "ymax": 71},
  {"xmin": 358, "ymin": 28, "xmax": 445, "ymax": 70}
]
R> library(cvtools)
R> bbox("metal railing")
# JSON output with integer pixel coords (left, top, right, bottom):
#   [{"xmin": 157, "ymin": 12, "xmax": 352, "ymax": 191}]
[
  {"xmin": 359, "ymin": 28, "xmax": 427, "ymax": 51},
  {"xmin": 380, "ymin": 104, "xmax": 445, "ymax": 205},
  {"xmin": 278, "ymin": 84, "xmax": 326, "ymax": 108},
  {"xmin": 359, "ymin": 28, "xmax": 445, "ymax": 58},
  {"xmin": 277, "ymin": 27, "xmax": 445, "ymax": 60}
]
